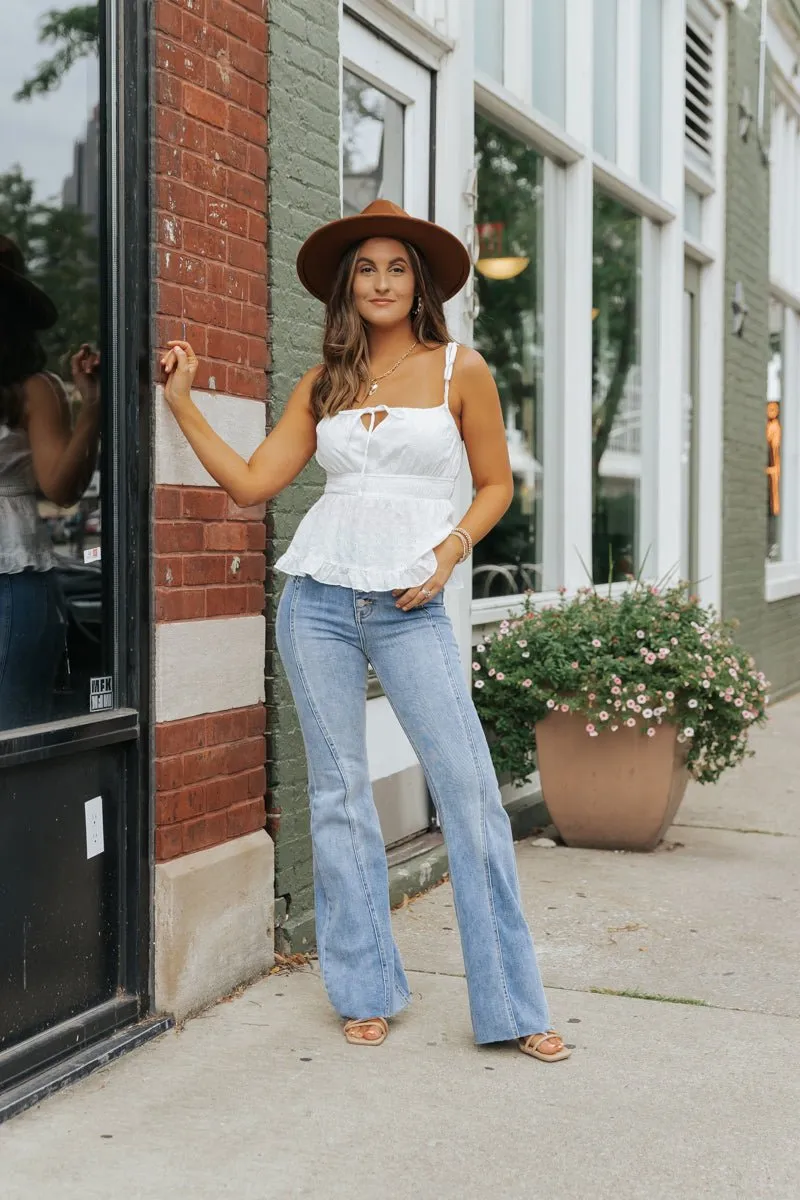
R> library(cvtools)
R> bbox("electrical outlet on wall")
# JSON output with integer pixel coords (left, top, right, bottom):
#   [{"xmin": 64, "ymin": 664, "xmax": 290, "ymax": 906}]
[{"xmin": 85, "ymin": 796, "xmax": 105, "ymax": 859}]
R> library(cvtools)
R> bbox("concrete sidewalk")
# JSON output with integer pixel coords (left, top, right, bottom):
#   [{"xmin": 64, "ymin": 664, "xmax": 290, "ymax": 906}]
[{"xmin": 3, "ymin": 700, "xmax": 799, "ymax": 1200}]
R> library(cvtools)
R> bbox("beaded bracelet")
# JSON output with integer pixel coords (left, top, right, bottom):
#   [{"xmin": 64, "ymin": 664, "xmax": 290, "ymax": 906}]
[{"xmin": 450, "ymin": 525, "xmax": 473, "ymax": 564}]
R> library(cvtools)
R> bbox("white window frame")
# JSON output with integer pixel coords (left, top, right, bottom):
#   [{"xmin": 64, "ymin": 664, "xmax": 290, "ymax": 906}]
[
  {"xmin": 470, "ymin": 0, "xmax": 693, "ymax": 637},
  {"xmin": 764, "ymin": 7, "xmax": 800, "ymax": 601}
]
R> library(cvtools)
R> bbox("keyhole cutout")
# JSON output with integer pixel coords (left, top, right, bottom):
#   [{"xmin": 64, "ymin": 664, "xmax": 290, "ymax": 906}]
[{"xmin": 361, "ymin": 410, "xmax": 389, "ymax": 434}]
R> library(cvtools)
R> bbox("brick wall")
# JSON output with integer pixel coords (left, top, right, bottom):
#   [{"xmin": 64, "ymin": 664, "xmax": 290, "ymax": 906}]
[
  {"xmin": 722, "ymin": 5, "xmax": 800, "ymax": 697},
  {"xmin": 266, "ymin": 0, "xmax": 341, "ymax": 948},
  {"xmin": 152, "ymin": 0, "xmax": 269, "ymax": 862}
]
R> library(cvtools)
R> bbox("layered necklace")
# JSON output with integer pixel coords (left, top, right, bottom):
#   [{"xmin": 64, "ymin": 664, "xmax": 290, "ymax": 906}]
[{"xmin": 366, "ymin": 340, "xmax": 418, "ymax": 398}]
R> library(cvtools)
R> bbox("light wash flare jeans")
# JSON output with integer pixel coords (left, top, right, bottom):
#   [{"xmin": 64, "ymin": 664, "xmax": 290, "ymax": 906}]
[{"xmin": 275, "ymin": 574, "xmax": 550, "ymax": 1045}]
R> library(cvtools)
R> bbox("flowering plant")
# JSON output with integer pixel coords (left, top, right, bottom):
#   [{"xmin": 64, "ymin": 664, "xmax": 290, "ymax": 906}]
[{"xmin": 472, "ymin": 582, "xmax": 769, "ymax": 787}]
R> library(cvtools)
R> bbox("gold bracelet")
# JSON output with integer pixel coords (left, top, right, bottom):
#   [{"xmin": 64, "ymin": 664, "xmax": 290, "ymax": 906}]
[{"xmin": 451, "ymin": 526, "xmax": 472, "ymax": 564}]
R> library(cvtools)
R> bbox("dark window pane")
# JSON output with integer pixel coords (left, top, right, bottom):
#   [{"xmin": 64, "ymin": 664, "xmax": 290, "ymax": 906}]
[
  {"xmin": 0, "ymin": 2, "xmax": 107, "ymax": 731},
  {"xmin": 473, "ymin": 113, "xmax": 544, "ymax": 599}
]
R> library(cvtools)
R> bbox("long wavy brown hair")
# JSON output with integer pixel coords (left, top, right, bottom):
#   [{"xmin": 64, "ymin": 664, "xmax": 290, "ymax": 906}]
[
  {"xmin": 0, "ymin": 295, "xmax": 46, "ymax": 428},
  {"xmin": 310, "ymin": 239, "xmax": 451, "ymax": 421}
]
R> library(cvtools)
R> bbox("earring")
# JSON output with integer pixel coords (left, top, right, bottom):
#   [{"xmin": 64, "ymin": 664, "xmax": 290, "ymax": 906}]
[{"xmin": 412, "ymin": 295, "xmax": 422, "ymax": 318}]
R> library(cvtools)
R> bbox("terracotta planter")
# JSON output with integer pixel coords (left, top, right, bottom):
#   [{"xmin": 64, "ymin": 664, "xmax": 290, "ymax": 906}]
[{"xmin": 535, "ymin": 710, "xmax": 691, "ymax": 851}]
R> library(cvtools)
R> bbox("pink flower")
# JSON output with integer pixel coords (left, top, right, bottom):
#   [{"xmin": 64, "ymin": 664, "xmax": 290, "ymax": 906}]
[
  {"xmin": 496, "ymin": 672, "xmax": 505, "ymax": 681},
  {"xmin": 627, "ymin": 699, "xmax": 636, "ymax": 709},
  {"xmin": 647, "ymin": 727, "xmax": 656, "ymax": 737},
  {"xmin": 571, "ymin": 662, "xmax": 579, "ymax": 670},
  {"xmin": 546, "ymin": 699, "xmax": 555, "ymax": 709},
  {"xmin": 472, "ymin": 662, "xmax": 481, "ymax": 671},
  {"xmin": 734, "ymin": 697, "xmax": 743, "ymax": 707},
  {"xmin": 592, "ymin": 639, "xmax": 602, "ymax": 648},
  {"xmin": 670, "ymin": 637, "xmax": 678, "ymax": 646},
  {"xmin": 560, "ymin": 704, "xmax": 569, "ymax": 713},
  {"xmin": 610, "ymin": 724, "xmax": 619, "ymax": 732},
  {"xmin": 585, "ymin": 723, "xmax": 596, "ymax": 734},
  {"xmin": 521, "ymin": 679, "xmax": 532, "ymax": 688},
  {"xmin": 488, "ymin": 668, "xmax": 495, "ymax": 677},
  {"xmin": 611, "ymin": 685, "xmax": 621, "ymax": 695},
  {"xmin": 599, "ymin": 711, "xmax": 609, "ymax": 721},
  {"xmin": 636, "ymin": 630, "xmax": 646, "ymax": 639},
  {"xmin": 636, "ymin": 683, "xmax": 646, "ymax": 692},
  {"xmin": 626, "ymin": 718, "xmax": 636, "ymax": 727},
  {"xmin": 665, "ymin": 691, "xmax": 674, "ymax": 701},
  {"xmin": 613, "ymin": 677, "xmax": 621, "ymax": 686},
  {"xmin": 645, "ymin": 653, "xmax": 656, "ymax": 665},
  {"xmin": 588, "ymin": 693, "xmax": 596, "ymax": 701},
  {"xmin": 474, "ymin": 679, "xmax": 485, "ymax": 689}
]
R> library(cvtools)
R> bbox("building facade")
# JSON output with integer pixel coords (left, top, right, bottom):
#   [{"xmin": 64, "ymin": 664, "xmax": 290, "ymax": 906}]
[{"xmin": 3, "ymin": 0, "xmax": 800, "ymax": 1114}]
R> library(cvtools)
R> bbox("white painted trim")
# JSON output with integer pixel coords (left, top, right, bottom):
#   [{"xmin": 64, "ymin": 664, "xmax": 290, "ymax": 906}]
[
  {"xmin": 766, "ymin": 562, "xmax": 800, "ymax": 602},
  {"xmin": 593, "ymin": 156, "xmax": 679, "ymax": 224},
  {"xmin": 685, "ymin": 161, "xmax": 717, "ymax": 197},
  {"xmin": 343, "ymin": 0, "xmax": 454, "ymax": 66},
  {"xmin": 541, "ymin": 157, "xmax": 564, "ymax": 591},
  {"xmin": 474, "ymin": 75, "xmax": 585, "ymax": 165},
  {"xmin": 683, "ymin": 233, "xmax": 716, "ymax": 265},
  {"xmin": 154, "ymin": 387, "xmax": 266, "ymax": 488},
  {"xmin": 470, "ymin": 580, "xmax": 641, "ymax": 637},
  {"xmin": 155, "ymin": 615, "xmax": 266, "ymax": 722}
]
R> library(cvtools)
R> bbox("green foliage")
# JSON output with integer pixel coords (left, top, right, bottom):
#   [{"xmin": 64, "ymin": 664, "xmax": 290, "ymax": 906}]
[
  {"xmin": 473, "ymin": 582, "xmax": 770, "ymax": 788},
  {"xmin": 0, "ymin": 167, "xmax": 99, "ymax": 376},
  {"xmin": 14, "ymin": 5, "xmax": 99, "ymax": 102}
]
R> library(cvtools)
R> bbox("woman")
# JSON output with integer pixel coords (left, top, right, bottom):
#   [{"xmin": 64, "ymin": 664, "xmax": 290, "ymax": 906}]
[
  {"xmin": 161, "ymin": 199, "xmax": 570, "ymax": 1062},
  {"xmin": 0, "ymin": 234, "xmax": 101, "ymax": 729}
]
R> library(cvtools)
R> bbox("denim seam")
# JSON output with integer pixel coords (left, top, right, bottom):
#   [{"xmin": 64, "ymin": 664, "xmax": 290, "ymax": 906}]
[
  {"xmin": 0, "ymin": 577, "xmax": 10, "ymax": 684},
  {"xmin": 288, "ymin": 576, "xmax": 392, "ymax": 1017},
  {"xmin": 421, "ymin": 608, "xmax": 519, "ymax": 1039}
]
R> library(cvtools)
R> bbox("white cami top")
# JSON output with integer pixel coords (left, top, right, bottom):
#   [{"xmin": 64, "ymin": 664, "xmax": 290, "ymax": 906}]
[
  {"xmin": 274, "ymin": 341, "xmax": 464, "ymax": 591},
  {"xmin": 0, "ymin": 421, "xmax": 55, "ymax": 574}
]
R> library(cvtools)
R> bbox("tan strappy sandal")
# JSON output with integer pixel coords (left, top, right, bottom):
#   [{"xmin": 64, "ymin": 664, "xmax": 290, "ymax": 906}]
[
  {"xmin": 343, "ymin": 1017, "xmax": 389, "ymax": 1046},
  {"xmin": 518, "ymin": 1031, "xmax": 572, "ymax": 1062}
]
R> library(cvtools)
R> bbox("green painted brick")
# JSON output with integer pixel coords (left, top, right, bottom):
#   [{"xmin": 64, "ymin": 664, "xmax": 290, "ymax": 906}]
[{"xmin": 267, "ymin": 0, "xmax": 339, "ymax": 951}]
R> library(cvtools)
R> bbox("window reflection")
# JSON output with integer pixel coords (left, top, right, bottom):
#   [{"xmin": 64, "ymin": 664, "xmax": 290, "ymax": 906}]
[
  {"xmin": 473, "ymin": 114, "xmax": 544, "ymax": 598},
  {"xmin": 342, "ymin": 69, "xmax": 404, "ymax": 216},
  {"xmin": 767, "ymin": 299, "xmax": 784, "ymax": 562},
  {"xmin": 592, "ymin": 191, "xmax": 642, "ymax": 583},
  {"xmin": 0, "ymin": 1, "xmax": 104, "ymax": 732}
]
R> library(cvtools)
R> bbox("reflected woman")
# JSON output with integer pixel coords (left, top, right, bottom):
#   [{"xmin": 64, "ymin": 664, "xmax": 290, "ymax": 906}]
[{"xmin": 0, "ymin": 235, "xmax": 101, "ymax": 729}]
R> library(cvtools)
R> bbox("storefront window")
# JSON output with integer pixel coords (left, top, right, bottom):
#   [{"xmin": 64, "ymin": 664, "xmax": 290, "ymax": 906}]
[
  {"xmin": 531, "ymin": 0, "xmax": 566, "ymax": 126},
  {"xmin": 1, "ymin": 1, "xmax": 107, "ymax": 731},
  {"xmin": 473, "ymin": 113, "xmax": 544, "ymax": 598},
  {"xmin": 594, "ymin": 0, "xmax": 618, "ymax": 160},
  {"xmin": 684, "ymin": 185, "xmax": 703, "ymax": 239},
  {"xmin": 342, "ymin": 69, "xmax": 404, "ymax": 216},
  {"xmin": 767, "ymin": 300, "xmax": 784, "ymax": 563},
  {"xmin": 592, "ymin": 191, "xmax": 642, "ymax": 583},
  {"xmin": 474, "ymin": 0, "xmax": 505, "ymax": 83}
]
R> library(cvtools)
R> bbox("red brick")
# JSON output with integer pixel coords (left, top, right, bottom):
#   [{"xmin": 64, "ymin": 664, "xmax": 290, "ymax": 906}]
[
  {"xmin": 207, "ymin": 55, "xmax": 249, "ymax": 106},
  {"xmin": 227, "ymin": 366, "xmax": 265, "ymax": 398},
  {"xmin": 156, "ymin": 212, "xmax": 183, "ymax": 249},
  {"xmin": 159, "ymin": 249, "xmax": 206, "ymax": 289},
  {"xmin": 249, "ymin": 275, "xmax": 266, "ymax": 306},
  {"xmin": 205, "ymin": 773, "xmax": 250, "ymax": 812},
  {"xmin": 207, "ymin": 128, "xmax": 248, "ymax": 171},
  {"xmin": 155, "ymin": 141, "xmax": 182, "ymax": 179},
  {"xmin": 235, "ymin": 0, "xmax": 265, "ymax": 15},
  {"xmin": 214, "ymin": 265, "xmax": 248, "ymax": 301},
  {"xmin": 155, "ymin": 486, "xmax": 182, "ymax": 519},
  {"xmin": 154, "ymin": 555, "xmax": 184, "ymax": 587},
  {"xmin": 248, "ymin": 212, "xmax": 266, "ymax": 243},
  {"xmin": 226, "ymin": 168, "xmax": 263, "ymax": 211},
  {"xmin": 158, "ymin": 179, "xmax": 206, "ymax": 222},
  {"xmin": 156, "ymin": 714, "xmax": 207, "ymax": 758},
  {"xmin": 246, "ymin": 766, "xmax": 267, "ymax": 798},
  {"xmin": 181, "ymin": 149, "xmax": 226, "ymax": 193},
  {"xmin": 194, "ymin": 357, "xmax": 228, "ymax": 392},
  {"xmin": 206, "ymin": 196, "xmax": 249, "ymax": 236},
  {"xmin": 226, "ymin": 497, "xmax": 266, "ymax": 520},
  {"xmin": 183, "ymin": 288, "xmax": 227, "ymax": 327},
  {"xmin": 156, "ymin": 109, "xmax": 206, "ymax": 152},
  {"xmin": 183, "ymin": 554, "xmax": 226, "ymax": 586},
  {"xmin": 155, "ymin": 69, "xmax": 183, "ymax": 110},
  {"xmin": 183, "ymin": 812, "xmax": 228, "ymax": 853},
  {"xmin": 183, "ymin": 83, "xmax": 228, "ymax": 129},
  {"xmin": 205, "ymin": 586, "xmax": 250, "ymax": 616},
  {"xmin": 246, "ymin": 522, "xmax": 266, "ymax": 550},
  {"xmin": 232, "ymin": 554, "xmax": 266, "ymax": 583},
  {"xmin": 156, "ymin": 755, "xmax": 184, "ymax": 792},
  {"xmin": 183, "ymin": 743, "xmax": 236, "ymax": 784},
  {"xmin": 155, "ymin": 521, "xmax": 204, "ymax": 553},
  {"xmin": 247, "ymin": 336, "xmax": 268, "ymax": 370},
  {"xmin": 157, "ymin": 785, "xmax": 207, "ymax": 825},
  {"xmin": 155, "ymin": 587, "xmax": 207, "ymax": 622},
  {"xmin": 246, "ymin": 13, "xmax": 267, "ymax": 52},
  {"xmin": 227, "ymin": 236, "xmax": 262, "ymax": 272},
  {"xmin": 245, "ymin": 584, "xmax": 265, "ymax": 613},
  {"xmin": 157, "ymin": 280, "xmax": 184, "ymax": 316},
  {"xmin": 203, "ymin": 521, "xmax": 249, "ymax": 550},
  {"xmin": 180, "ymin": 487, "xmax": 227, "ymax": 520},
  {"xmin": 156, "ymin": 36, "xmax": 206, "ymax": 86},
  {"xmin": 205, "ymin": 707, "xmax": 249, "ymax": 744},
  {"xmin": 182, "ymin": 9, "xmax": 228, "ymax": 56},
  {"xmin": 155, "ymin": 0, "xmax": 183, "ymax": 36},
  {"xmin": 229, "ymin": 106, "xmax": 266, "ymax": 146},
  {"xmin": 246, "ymin": 707, "xmax": 266, "ymax": 736},
  {"xmin": 227, "ymin": 798, "xmax": 265, "ymax": 839},
  {"xmin": 155, "ymin": 825, "xmax": 184, "ymax": 861},
  {"xmin": 229, "ymin": 38, "xmax": 266, "ymax": 83},
  {"xmin": 207, "ymin": 329, "xmax": 248, "ymax": 364},
  {"xmin": 247, "ymin": 144, "xmax": 267, "ymax": 180},
  {"xmin": 208, "ymin": 0, "xmax": 252, "ymax": 40},
  {"xmin": 247, "ymin": 80, "xmax": 266, "ymax": 115},
  {"xmin": 182, "ymin": 221, "xmax": 227, "ymax": 261}
]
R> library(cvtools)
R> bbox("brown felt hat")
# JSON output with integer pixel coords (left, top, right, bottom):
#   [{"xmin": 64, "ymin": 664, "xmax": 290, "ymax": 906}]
[
  {"xmin": 0, "ymin": 235, "xmax": 58, "ymax": 329},
  {"xmin": 296, "ymin": 199, "xmax": 471, "ymax": 304}
]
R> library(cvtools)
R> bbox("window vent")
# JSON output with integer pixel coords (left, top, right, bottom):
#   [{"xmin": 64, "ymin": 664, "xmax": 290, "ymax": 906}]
[{"xmin": 685, "ymin": 18, "xmax": 713, "ymax": 162}]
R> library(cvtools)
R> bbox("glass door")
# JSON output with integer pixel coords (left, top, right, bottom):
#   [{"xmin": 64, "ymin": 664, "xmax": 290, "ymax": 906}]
[{"xmin": 341, "ymin": 15, "xmax": 434, "ymax": 849}]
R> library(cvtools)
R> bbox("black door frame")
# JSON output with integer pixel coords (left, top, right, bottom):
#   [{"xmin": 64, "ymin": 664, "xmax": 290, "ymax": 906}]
[{"xmin": 0, "ymin": 0, "xmax": 156, "ymax": 1109}]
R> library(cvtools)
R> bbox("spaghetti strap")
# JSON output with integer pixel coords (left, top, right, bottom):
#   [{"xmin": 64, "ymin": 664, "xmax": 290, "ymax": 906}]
[{"xmin": 443, "ymin": 341, "xmax": 459, "ymax": 408}]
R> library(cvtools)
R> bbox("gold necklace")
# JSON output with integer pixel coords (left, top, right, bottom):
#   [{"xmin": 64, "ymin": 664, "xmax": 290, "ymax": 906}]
[{"xmin": 366, "ymin": 340, "xmax": 418, "ymax": 397}]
